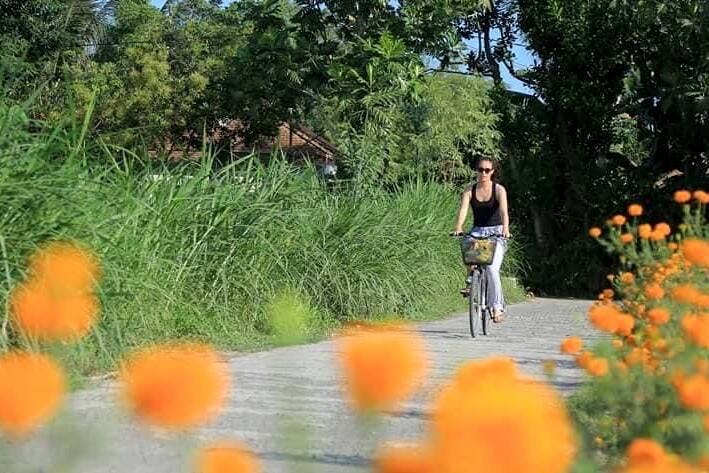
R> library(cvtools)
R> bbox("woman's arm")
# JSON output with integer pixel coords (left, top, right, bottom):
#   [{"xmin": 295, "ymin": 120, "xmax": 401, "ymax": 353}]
[
  {"xmin": 497, "ymin": 185, "xmax": 511, "ymax": 238},
  {"xmin": 454, "ymin": 187, "xmax": 473, "ymax": 233}
]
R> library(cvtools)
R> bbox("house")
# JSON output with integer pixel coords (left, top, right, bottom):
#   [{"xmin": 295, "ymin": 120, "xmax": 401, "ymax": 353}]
[{"xmin": 153, "ymin": 120, "xmax": 341, "ymax": 178}]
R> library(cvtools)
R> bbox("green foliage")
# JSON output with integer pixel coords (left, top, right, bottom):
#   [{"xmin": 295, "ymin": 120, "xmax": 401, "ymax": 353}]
[{"xmin": 0, "ymin": 104, "xmax": 524, "ymax": 374}]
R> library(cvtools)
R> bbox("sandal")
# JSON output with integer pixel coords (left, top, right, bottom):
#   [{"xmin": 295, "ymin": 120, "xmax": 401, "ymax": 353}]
[
  {"xmin": 493, "ymin": 311, "xmax": 505, "ymax": 323},
  {"xmin": 459, "ymin": 287, "xmax": 470, "ymax": 297}
]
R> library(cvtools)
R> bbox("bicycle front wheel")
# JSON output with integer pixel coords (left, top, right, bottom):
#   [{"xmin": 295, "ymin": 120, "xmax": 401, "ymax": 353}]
[
  {"xmin": 469, "ymin": 270, "xmax": 482, "ymax": 338},
  {"xmin": 480, "ymin": 270, "xmax": 489, "ymax": 336}
]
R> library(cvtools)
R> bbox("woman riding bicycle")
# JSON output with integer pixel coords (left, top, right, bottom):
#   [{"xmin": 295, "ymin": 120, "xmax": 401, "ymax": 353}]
[{"xmin": 453, "ymin": 157, "xmax": 510, "ymax": 323}]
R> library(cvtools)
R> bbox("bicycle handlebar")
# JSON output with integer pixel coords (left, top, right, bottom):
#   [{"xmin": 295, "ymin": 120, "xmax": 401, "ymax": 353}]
[{"xmin": 449, "ymin": 231, "xmax": 510, "ymax": 240}]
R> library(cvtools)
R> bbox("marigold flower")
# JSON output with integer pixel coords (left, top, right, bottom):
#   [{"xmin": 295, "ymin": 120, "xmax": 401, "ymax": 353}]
[
  {"xmin": 638, "ymin": 224, "xmax": 652, "ymax": 239},
  {"xmin": 586, "ymin": 358, "xmax": 609, "ymax": 377},
  {"xmin": 120, "ymin": 343, "xmax": 229, "ymax": 429},
  {"xmin": 431, "ymin": 358, "xmax": 576, "ymax": 473},
  {"xmin": 589, "ymin": 304, "xmax": 622, "ymax": 333},
  {"xmin": 681, "ymin": 314, "xmax": 709, "ymax": 348},
  {"xmin": 588, "ymin": 227, "xmax": 602, "ymax": 238},
  {"xmin": 694, "ymin": 190, "xmax": 709, "ymax": 204},
  {"xmin": 196, "ymin": 441, "xmax": 261, "ymax": 473},
  {"xmin": 374, "ymin": 443, "xmax": 434, "ymax": 473},
  {"xmin": 612, "ymin": 215, "xmax": 627, "ymax": 226},
  {"xmin": 654, "ymin": 223, "xmax": 671, "ymax": 237},
  {"xmin": 671, "ymin": 284, "xmax": 701, "ymax": 304},
  {"xmin": 620, "ymin": 273, "xmax": 635, "ymax": 284},
  {"xmin": 647, "ymin": 308, "xmax": 670, "ymax": 326},
  {"xmin": 644, "ymin": 284, "xmax": 664, "ymax": 301},
  {"xmin": 615, "ymin": 313, "xmax": 635, "ymax": 336},
  {"xmin": 27, "ymin": 241, "xmax": 100, "ymax": 292},
  {"xmin": 673, "ymin": 190, "xmax": 691, "ymax": 203},
  {"xmin": 337, "ymin": 325, "xmax": 427, "ymax": 413},
  {"xmin": 626, "ymin": 438, "xmax": 667, "ymax": 466},
  {"xmin": 667, "ymin": 242, "xmax": 678, "ymax": 251},
  {"xmin": 620, "ymin": 233, "xmax": 634, "ymax": 244},
  {"xmin": 560, "ymin": 336, "xmax": 583, "ymax": 355},
  {"xmin": 612, "ymin": 339, "xmax": 624, "ymax": 349},
  {"xmin": 627, "ymin": 204, "xmax": 643, "ymax": 217},
  {"xmin": 649, "ymin": 230, "xmax": 666, "ymax": 241},
  {"xmin": 10, "ymin": 280, "xmax": 100, "ymax": 341},
  {"xmin": 575, "ymin": 352, "xmax": 592, "ymax": 369},
  {"xmin": 0, "ymin": 352, "xmax": 65, "ymax": 436},
  {"xmin": 675, "ymin": 373, "xmax": 709, "ymax": 411},
  {"xmin": 682, "ymin": 239, "xmax": 709, "ymax": 267}
]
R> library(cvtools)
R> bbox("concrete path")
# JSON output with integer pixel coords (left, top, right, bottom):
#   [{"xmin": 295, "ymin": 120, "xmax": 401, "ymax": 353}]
[{"xmin": 5, "ymin": 298, "xmax": 596, "ymax": 473}]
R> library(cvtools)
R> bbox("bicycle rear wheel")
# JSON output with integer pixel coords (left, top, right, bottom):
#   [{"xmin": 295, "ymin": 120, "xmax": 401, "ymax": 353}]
[{"xmin": 469, "ymin": 269, "xmax": 482, "ymax": 338}]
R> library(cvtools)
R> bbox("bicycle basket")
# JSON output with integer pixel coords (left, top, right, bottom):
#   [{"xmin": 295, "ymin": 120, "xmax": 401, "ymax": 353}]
[{"xmin": 460, "ymin": 237, "xmax": 496, "ymax": 265}]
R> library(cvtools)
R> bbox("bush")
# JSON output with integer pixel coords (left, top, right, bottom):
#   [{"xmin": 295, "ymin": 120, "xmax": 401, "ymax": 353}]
[{"xmin": 0, "ymin": 103, "xmax": 525, "ymax": 375}]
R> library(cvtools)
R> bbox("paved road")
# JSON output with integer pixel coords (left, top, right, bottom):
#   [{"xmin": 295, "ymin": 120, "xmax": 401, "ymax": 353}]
[{"xmin": 5, "ymin": 298, "xmax": 596, "ymax": 473}]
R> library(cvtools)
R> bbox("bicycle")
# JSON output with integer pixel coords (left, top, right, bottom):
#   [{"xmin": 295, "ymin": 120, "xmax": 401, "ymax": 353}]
[{"xmin": 450, "ymin": 232, "xmax": 507, "ymax": 338}]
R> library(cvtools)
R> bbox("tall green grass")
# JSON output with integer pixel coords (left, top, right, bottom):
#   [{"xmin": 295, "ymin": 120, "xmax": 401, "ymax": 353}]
[{"xmin": 0, "ymin": 103, "xmax": 525, "ymax": 375}]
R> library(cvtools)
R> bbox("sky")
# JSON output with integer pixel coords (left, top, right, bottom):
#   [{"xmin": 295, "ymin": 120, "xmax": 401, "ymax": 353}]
[{"xmin": 150, "ymin": 0, "xmax": 534, "ymax": 93}]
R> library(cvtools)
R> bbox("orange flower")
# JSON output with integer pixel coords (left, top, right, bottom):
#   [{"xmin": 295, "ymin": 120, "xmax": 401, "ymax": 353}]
[
  {"xmin": 586, "ymin": 358, "xmax": 609, "ymax": 377},
  {"xmin": 196, "ymin": 441, "xmax": 261, "ymax": 473},
  {"xmin": 627, "ymin": 204, "xmax": 643, "ymax": 217},
  {"xmin": 375, "ymin": 443, "xmax": 434, "ymax": 473},
  {"xmin": 620, "ymin": 272, "xmax": 635, "ymax": 284},
  {"xmin": 647, "ymin": 308, "xmax": 670, "ymax": 326},
  {"xmin": 588, "ymin": 227, "xmax": 602, "ymax": 238},
  {"xmin": 681, "ymin": 314, "xmax": 709, "ymax": 348},
  {"xmin": 615, "ymin": 313, "xmax": 635, "ymax": 336},
  {"xmin": 0, "ymin": 352, "xmax": 65, "ymax": 436},
  {"xmin": 612, "ymin": 339, "xmax": 624, "ymax": 349},
  {"xmin": 338, "ymin": 325, "xmax": 427, "ymax": 413},
  {"xmin": 694, "ymin": 190, "xmax": 709, "ymax": 204},
  {"xmin": 671, "ymin": 284, "xmax": 701, "ymax": 304},
  {"xmin": 644, "ymin": 284, "xmax": 664, "ymax": 301},
  {"xmin": 638, "ymin": 224, "xmax": 652, "ymax": 239},
  {"xmin": 27, "ymin": 241, "xmax": 100, "ymax": 292},
  {"xmin": 576, "ymin": 352, "xmax": 593, "ymax": 369},
  {"xmin": 675, "ymin": 373, "xmax": 709, "ymax": 411},
  {"xmin": 673, "ymin": 190, "xmax": 691, "ymax": 203},
  {"xmin": 704, "ymin": 415, "xmax": 709, "ymax": 433},
  {"xmin": 626, "ymin": 438, "xmax": 667, "ymax": 465},
  {"xmin": 620, "ymin": 233, "xmax": 634, "ymax": 244},
  {"xmin": 560, "ymin": 336, "xmax": 583, "ymax": 355},
  {"xmin": 612, "ymin": 215, "xmax": 627, "ymax": 226},
  {"xmin": 655, "ymin": 223, "xmax": 672, "ymax": 236},
  {"xmin": 682, "ymin": 239, "xmax": 709, "ymax": 267},
  {"xmin": 667, "ymin": 242, "xmax": 678, "ymax": 251},
  {"xmin": 431, "ymin": 358, "xmax": 576, "ymax": 473},
  {"xmin": 120, "ymin": 343, "xmax": 229, "ymax": 429},
  {"xmin": 589, "ymin": 304, "xmax": 622, "ymax": 333},
  {"xmin": 10, "ymin": 280, "xmax": 99, "ymax": 341}
]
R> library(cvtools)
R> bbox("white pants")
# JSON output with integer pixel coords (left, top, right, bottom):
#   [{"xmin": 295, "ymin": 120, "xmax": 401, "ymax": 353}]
[{"xmin": 469, "ymin": 225, "xmax": 506, "ymax": 312}]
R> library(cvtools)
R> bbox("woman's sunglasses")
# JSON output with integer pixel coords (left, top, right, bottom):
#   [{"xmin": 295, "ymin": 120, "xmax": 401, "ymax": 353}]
[{"xmin": 477, "ymin": 167, "xmax": 493, "ymax": 174}]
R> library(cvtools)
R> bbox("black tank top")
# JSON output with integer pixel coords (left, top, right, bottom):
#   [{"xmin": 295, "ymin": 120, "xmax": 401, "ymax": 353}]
[{"xmin": 471, "ymin": 182, "xmax": 502, "ymax": 227}]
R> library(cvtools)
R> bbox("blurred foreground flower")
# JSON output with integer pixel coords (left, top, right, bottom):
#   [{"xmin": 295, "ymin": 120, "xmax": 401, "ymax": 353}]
[
  {"xmin": 27, "ymin": 241, "xmax": 100, "ymax": 291},
  {"xmin": 431, "ymin": 358, "xmax": 576, "ymax": 473},
  {"xmin": 11, "ymin": 280, "xmax": 100, "ymax": 341},
  {"xmin": 618, "ymin": 438, "xmax": 696, "ymax": 473},
  {"xmin": 120, "ymin": 343, "xmax": 229, "ymax": 429},
  {"xmin": 196, "ymin": 441, "xmax": 261, "ymax": 473},
  {"xmin": 337, "ymin": 324, "xmax": 427, "ymax": 413},
  {"xmin": 10, "ymin": 241, "xmax": 101, "ymax": 341},
  {"xmin": 0, "ymin": 351, "xmax": 65, "ymax": 436}
]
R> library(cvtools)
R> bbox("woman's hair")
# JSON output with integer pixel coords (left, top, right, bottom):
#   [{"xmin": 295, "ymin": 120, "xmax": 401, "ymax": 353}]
[{"xmin": 474, "ymin": 156, "xmax": 502, "ymax": 182}]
